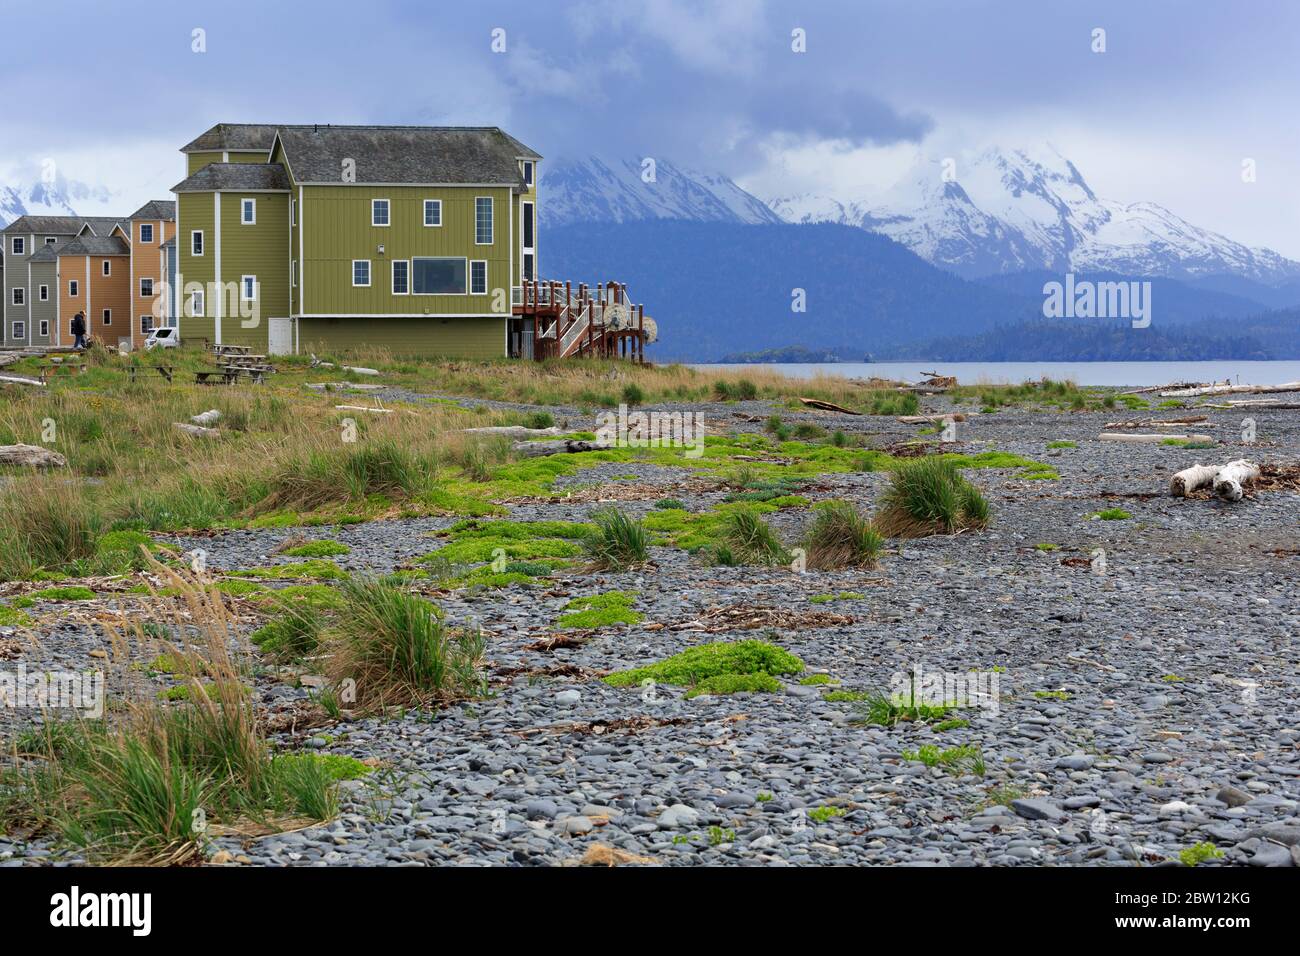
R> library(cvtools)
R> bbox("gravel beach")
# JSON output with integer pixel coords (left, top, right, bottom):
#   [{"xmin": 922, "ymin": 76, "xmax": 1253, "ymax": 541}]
[{"xmin": 3, "ymin": 389, "xmax": 1297, "ymax": 868}]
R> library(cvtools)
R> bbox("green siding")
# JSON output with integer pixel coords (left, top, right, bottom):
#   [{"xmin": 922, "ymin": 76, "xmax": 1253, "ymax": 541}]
[
  {"xmin": 298, "ymin": 316, "xmax": 505, "ymax": 359},
  {"xmin": 300, "ymin": 185, "xmax": 511, "ymax": 317},
  {"xmin": 218, "ymin": 192, "xmax": 289, "ymax": 350},
  {"xmin": 177, "ymin": 193, "xmax": 215, "ymax": 345},
  {"xmin": 186, "ymin": 150, "xmax": 271, "ymax": 175}
]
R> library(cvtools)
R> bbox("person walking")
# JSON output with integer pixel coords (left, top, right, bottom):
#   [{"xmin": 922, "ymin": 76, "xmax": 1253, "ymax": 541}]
[{"xmin": 71, "ymin": 311, "xmax": 87, "ymax": 350}]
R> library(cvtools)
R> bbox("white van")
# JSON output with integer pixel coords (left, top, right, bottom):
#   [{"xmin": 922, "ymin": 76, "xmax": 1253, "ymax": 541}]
[{"xmin": 144, "ymin": 327, "xmax": 179, "ymax": 350}]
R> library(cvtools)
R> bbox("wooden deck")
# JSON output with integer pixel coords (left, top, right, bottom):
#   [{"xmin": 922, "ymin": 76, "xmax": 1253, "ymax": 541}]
[{"xmin": 510, "ymin": 280, "xmax": 651, "ymax": 362}]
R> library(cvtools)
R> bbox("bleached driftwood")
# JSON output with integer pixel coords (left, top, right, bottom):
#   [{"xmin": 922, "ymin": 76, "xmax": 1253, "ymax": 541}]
[
  {"xmin": 463, "ymin": 425, "xmax": 561, "ymax": 439},
  {"xmin": 1120, "ymin": 381, "xmax": 1219, "ymax": 396},
  {"xmin": 1169, "ymin": 464, "xmax": 1219, "ymax": 497},
  {"xmin": 306, "ymin": 382, "xmax": 385, "ymax": 391},
  {"xmin": 898, "ymin": 413, "xmax": 970, "ymax": 424},
  {"xmin": 1212, "ymin": 459, "xmax": 1261, "ymax": 501},
  {"xmin": 190, "ymin": 409, "xmax": 222, "ymax": 427},
  {"xmin": 1160, "ymin": 381, "xmax": 1300, "ymax": 398},
  {"xmin": 0, "ymin": 374, "xmax": 45, "ymax": 387},
  {"xmin": 1222, "ymin": 399, "xmax": 1300, "ymax": 410},
  {"xmin": 0, "ymin": 444, "xmax": 66, "ymax": 467},
  {"xmin": 1099, "ymin": 432, "xmax": 1212, "ymax": 444},
  {"xmin": 172, "ymin": 422, "xmax": 220, "ymax": 438},
  {"xmin": 334, "ymin": 405, "xmax": 392, "ymax": 414},
  {"xmin": 510, "ymin": 439, "xmax": 614, "ymax": 458},
  {"xmin": 308, "ymin": 355, "xmax": 379, "ymax": 376}
]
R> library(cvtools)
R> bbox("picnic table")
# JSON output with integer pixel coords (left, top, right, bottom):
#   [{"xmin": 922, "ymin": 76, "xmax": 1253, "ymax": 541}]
[
  {"xmin": 125, "ymin": 365, "xmax": 174, "ymax": 383},
  {"xmin": 210, "ymin": 344, "xmax": 252, "ymax": 356},
  {"xmin": 37, "ymin": 362, "xmax": 87, "ymax": 383}
]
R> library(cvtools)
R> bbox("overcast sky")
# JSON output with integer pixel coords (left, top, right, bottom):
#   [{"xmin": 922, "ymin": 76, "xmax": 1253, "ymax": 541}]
[{"xmin": 5, "ymin": 0, "xmax": 1298, "ymax": 256}]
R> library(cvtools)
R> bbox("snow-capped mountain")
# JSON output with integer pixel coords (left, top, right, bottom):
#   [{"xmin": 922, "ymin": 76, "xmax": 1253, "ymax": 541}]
[
  {"xmin": 770, "ymin": 146, "xmax": 1300, "ymax": 284},
  {"xmin": 0, "ymin": 174, "xmax": 119, "ymax": 227},
  {"xmin": 541, "ymin": 156, "xmax": 782, "ymax": 227}
]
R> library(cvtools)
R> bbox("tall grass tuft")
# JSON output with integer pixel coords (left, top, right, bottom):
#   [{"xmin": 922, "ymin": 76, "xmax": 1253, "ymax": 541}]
[
  {"xmin": 582, "ymin": 507, "xmax": 650, "ymax": 570},
  {"xmin": 718, "ymin": 508, "xmax": 788, "ymax": 567},
  {"xmin": 803, "ymin": 500, "xmax": 883, "ymax": 569},
  {"xmin": 0, "ymin": 477, "xmax": 104, "ymax": 579},
  {"xmin": 324, "ymin": 576, "xmax": 484, "ymax": 713},
  {"xmin": 875, "ymin": 457, "xmax": 991, "ymax": 537}
]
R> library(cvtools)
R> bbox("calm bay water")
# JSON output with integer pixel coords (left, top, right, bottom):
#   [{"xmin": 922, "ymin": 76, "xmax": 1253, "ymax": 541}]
[{"xmin": 690, "ymin": 360, "xmax": 1300, "ymax": 388}]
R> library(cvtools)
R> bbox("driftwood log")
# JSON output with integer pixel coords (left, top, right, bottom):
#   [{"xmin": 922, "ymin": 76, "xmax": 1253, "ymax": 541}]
[
  {"xmin": 1169, "ymin": 464, "xmax": 1219, "ymax": 497},
  {"xmin": 172, "ymin": 422, "xmax": 220, "ymax": 438},
  {"xmin": 334, "ymin": 405, "xmax": 391, "ymax": 414},
  {"xmin": 191, "ymin": 409, "xmax": 222, "ymax": 427},
  {"xmin": 1104, "ymin": 416, "xmax": 1208, "ymax": 429},
  {"xmin": 0, "ymin": 373, "xmax": 45, "ymax": 387},
  {"xmin": 798, "ymin": 398, "xmax": 860, "ymax": 415},
  {"xmin": 1160, "ymin": 381, "xmax": 1300, "ymax": 398},
  {"xmin": 899, "ymin": 413, "xmax": 969, "ymax": 424},
  {"xmin": 1099, "ymin": 432, "xmax": 1212, "ymax": 444},
  {"xmin": 0, "ymin": 444, "xmax": 66, "ymax": 467},
  {"xmin": 510, "ymin": 439, "xmax": 615, "ymax": 458},
  {"xmin": 1212, "ymin": 459, "xmax": 1261, "ymax": 502}
]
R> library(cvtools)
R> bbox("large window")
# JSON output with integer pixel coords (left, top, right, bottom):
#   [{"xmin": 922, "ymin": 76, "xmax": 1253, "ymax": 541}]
[
  {"xmin": 140, "ymin": 278, "xmax": 154, "ymax": 297},
  {"xmin": 372, "ymin": 199, "xmax": 390, "ymax": 227},
  {"xmin": 11, "ymin": 321, "xmax": 24, "ymax": 339},
  {"xmin": 424, "ymin": 199, "xmax": 441, "ymax": 227},
  {"xmin": 10, "ymin": 237, "xmax": 24, "ymax": 256},
  {"xmin": 412, "ymin": 257, "xmax": 466, "ymax": 295},
  {"xmin": 352, "ymin": 260, "xmax": 371, "ymax": 287},
  {"xmin": 470, "ymin": 260, "xmax": 487, "ymax": 295},
  {"xmin": 474, "ymin": 197, "xmax": 493, "ymax": 245},
  {"xmin": 140, "ymin": 315, "xmax": 153, "ymax": 334},
  {"xmin": 392, "ymin": 259, "xmax": 409, "ymax": 295},
  {"xmin": 11, "ymin": 288, "xmax": 23, "ymax": 306},
  {"xmin": 140, "ymin": 223, "xmax": 154, "ymax": 243}
]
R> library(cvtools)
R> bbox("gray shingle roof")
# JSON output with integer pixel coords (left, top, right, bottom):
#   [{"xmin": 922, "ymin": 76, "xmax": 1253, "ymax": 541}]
[
  {"xmin": 28, "ymin": 245, "xmax": 59, "ymax": 263},
  {"xmin": 171, "ymin": 163, "xmax": 291, "ymax": 193},
  {"xmin": 274, "ymin": 126, "xmax": 541, "ymax": 185},
  {"xmin": 79, "ymin": 217, "xmax": 126, "ymax": 237},
  {"xmin": 160, "ymin": 237, "xmax": 176, "ymax": 249},
  {"xmin": 130, "ymin": 200, "xmax": 176, "ymax": 220},
  {"xmin": 181, "ymin": 123, "xmax": 283, "ymax": 153},
  {"xmin": 58, "ymin": 236, "xmax": 130, "ymax": 256},
  {"xmin": 2, "ymin": 215, "xmax": 85, "ymax": 235}
]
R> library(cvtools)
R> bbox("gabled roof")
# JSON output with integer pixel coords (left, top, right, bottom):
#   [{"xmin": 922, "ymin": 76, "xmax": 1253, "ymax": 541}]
[
  {"xmin": 78, "ymin": 217, "xmax": 128, "ymax": 237},
  {"xmin": 171, "ymin": 163, "xmax": 291, "ymax": 193},
  {"xmin": 58, "ymin": 236, "xmax": 130, "ymax": 256},
  {"xmin": 130, "ymin": 200, "xmax": 176, "ymax": 221},
  {"xmin": 181, "ymin": 123, "xmax": 284, "ymax": 153},
  {"xmin": 2, "ymin": 215, "xmax": 85, "ymax": 235},
  {"xmin": 272, "ymin": 126, "xmax": 541, "ymax": 185},
  {"xmin": 28, "ymin": 245, "xmax": 60, "ymax": 263}
]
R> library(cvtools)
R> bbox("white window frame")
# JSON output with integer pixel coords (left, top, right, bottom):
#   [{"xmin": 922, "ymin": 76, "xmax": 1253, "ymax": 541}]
[
  {"xmin": 11, "ymin": 237, "xmax": 24, "ymax": 255},
  {"xmin": 291, "ymin": 260, "xmax": 297, "ymax": 288},
  {"xmin": 39, "ymin": 319, "xmax": 49, "ymax": 337},
  {"xmin": 241, "ymin": 198, "xmax": 256, "ymax": 225},
  {"xmin": 11, "ymin": 321, "xmax": 24, "ymax": 339},
  {"xmin": 11, "ymin": 287, "xmax": 23, "ymax": 306},
  {"xmin": 423, "ymin": 199, "xmax": 442, "ymax": 227},
  {"xmin": 372, "ymin": 198, "xmax": 390, "ymax": 227},
  {"xmin": 392, "ymin": 259, "xmax": 409, "ymax": 296},
  {"xmin": 140, "ymin": 315, "xmax": 153, "ymax": 334},
  {"xmin": 44, "ymin": 236, "xmax": 57, "ymax": 245},
  {"xmin": 190, "ymin": 288, "xmax": 205, "ymax": 316},
  {"xmin": 291, "ymin": 199, "xmax": 297, "ymax": 226},
  {"xmin": 521, "ymin": 160, "xmax": 534, "ymax": 186},
  {"xmin": 38, "ymin": 284, "xmax": 49, "ymax": 301},
  {"xmin": 352, "ymin": 259, "xmax": 371, "ymax": 287},
  {"xmin": 470, "ymin": 259, "xmax": 487, "ymax": 296},
  {"xmin": 411, "ymin": 256, "xmax": 468, "ymax": 296},
  {"xmin": 102, "ymin": 260, "xmax": 111, "ymax": 277},
  {"xmin": 139, "ymin": 277, "xmax": 154, "ymax": 297},
  {"xmin": 241, "ymin": 275, "xmax": 257, "ymax": 302},
  {"xmin": 102, "ymin": 309, "xmax": 112, "ymax": 326},
  {"xmin": 140, "ymin": 223, "xmax": 154, "ymax": 243},
  {"xmin": 474, "ymin": 196, "xmax": 493, "ymax": 245},
  {"xmin": 191, "ymin": 230, "xmax": 204, "ymax": 257},
  {"xmin": 69, "ymin": 280, "xmax": 79, "ymax": 297}
]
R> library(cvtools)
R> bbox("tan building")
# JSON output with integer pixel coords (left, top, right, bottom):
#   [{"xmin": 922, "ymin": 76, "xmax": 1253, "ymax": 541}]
[
  {"xmin": 55, "ymin": 228, "xmax": 132, "ymax": 347},
  {"xmin": 127, "ymin": 200, "xmax": 177, "ymax": 348}
]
